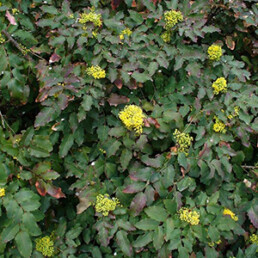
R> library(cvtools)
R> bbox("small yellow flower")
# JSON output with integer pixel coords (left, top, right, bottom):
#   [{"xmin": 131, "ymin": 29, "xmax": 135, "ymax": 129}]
[
  {"xmin": 208, "ymin": 239, "xmax": 221, "ymax": 247},
  {"xmin": 68, "ymin": 14, "xmax": 74, "ymax": 19},
  {"xmin": 18, "ymin": 43, "xmax": 30, "ymax": 55},
  {"xmin": 216, "ymin": 239, "xmax": 222, "ymax": 245},
  {"xmin": 212, "ymin": 77, "xmax": 227, "ymax": 95},
  {"xmin": 0, "ymin": 188, "xmax": 5, "ymax": 197},
  {"xmin": 228, "ymin": 106, "xmax": 240, "ymax": 119},
  {"xmin": 86, "ymin": 65, "xmax": 106, "ymax": 79},
  {"xmin": 99, "ymin": 148, "xmax": 106, "ymax": 154},
  {"xmin": 0, "ymin": 33, "xmax": 5, "ymax": 44},
  {"xmin": 35, "ymin": 236, "xmax": 54, "ymax": 257},
  {"xmin": 164, "ymin": 10, "xmax": 183, "ymax": 30},
  {"xmin": 250, "ymin": 234, "xmax": 258, "ymax": 245},
  {"xmin": 119, "ymin": 105, "xmax": 145, "ymax": 135},
  {"xmin": 208, "ymin": 241, "xmax": 215, "ymax": 247},
  {"xmin": 223, "ymin": 208, "xmax": 238, "ymax": 221},
  {"xmin": 161, "ymin": 31, "xmax": 171, "ymax": 43},
  {"xmin": 233, "ymin": 106, "xmax": 240, "ymax": 117},
  {"xmin": 207, "ymin": 44, "xmax": 222, "ymax": 61},
  {"xmin": 119, "ymin": 28, "xmax": 132, "ymax": 40},
  {"xmin": 92, "ymin": 30, "xmax": 98, "ymax": 38},
  {"xmin": 173, "ymin": 129, "xmax": 193, "ymax": 155},
  {"xmin": 179, "ymin": 207, "xmax": 200, "ymax": 225},
  {"xmin": 94, "ymin": 194, "xmax": 120, "ymax": 216},
  {"xmin": 12, "ymin": 8, "xmax": 19, "ymax": 15}
]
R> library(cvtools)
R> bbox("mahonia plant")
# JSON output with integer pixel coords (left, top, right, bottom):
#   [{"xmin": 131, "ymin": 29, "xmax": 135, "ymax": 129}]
[{"xmin": 0, "ymin": 1, "xmax": 257, "ymax": 258}]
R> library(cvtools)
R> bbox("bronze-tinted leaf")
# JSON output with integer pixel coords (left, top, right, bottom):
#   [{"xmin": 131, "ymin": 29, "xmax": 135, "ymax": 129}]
[
  {"xmin": 107, "ymin": 93, "xmax": 129, "ymax": 106},
  {"xmin": 46, "ymin": 185, "xmax": 66, "ymax": 199},
  {"xmin": 226, "ymin": 36, "xmax": 235, "ymax": 50},
  {"xmin": 144, "ymin": 117, "xmax": 160, "ymax": 128},
  {"xmin": 114, "ymin": 78, "xmax": 123, "ymax": 89},
  {"xmin": 35, "ymin": 181, "xmax": 47, "ymax": 196}
]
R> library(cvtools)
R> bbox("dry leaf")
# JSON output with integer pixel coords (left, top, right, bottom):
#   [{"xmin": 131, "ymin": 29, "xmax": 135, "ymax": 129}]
[
  {"xmin": 226, "ymin": 36, "xmax": 235, "ymax": 50},
  {"xmin": 114, "ymin": 78, "xmax": 123, "ymax": 89},
  {"xmin": 107, "ymin": 93, "xmax": 129, "ymax": 106}
]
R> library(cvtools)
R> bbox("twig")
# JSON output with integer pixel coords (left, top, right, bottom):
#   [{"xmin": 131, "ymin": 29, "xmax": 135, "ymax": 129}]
[
  {"xmin": 0, "ymin": 111, "xmax": 15, "ymax": 135},
  {"xmin": 241, "ymin": 165, "xmax": 258, "ymax": 169},
  {"xmin": 1, "ymin": 29, "xmax": 33, "ymax": 62}
]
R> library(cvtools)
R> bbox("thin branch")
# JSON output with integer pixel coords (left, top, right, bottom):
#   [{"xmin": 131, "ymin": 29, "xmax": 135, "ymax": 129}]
[
  {"xmin": 241, "ymin": 165, "xmax": 258, "ymax": 169},
  {"xmin": 1, "ymin": 29, "xmax": 33, "ymax": 62}
]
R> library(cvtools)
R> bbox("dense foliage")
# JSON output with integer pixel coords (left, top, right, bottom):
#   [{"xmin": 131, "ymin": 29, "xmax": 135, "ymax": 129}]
[{"xmin": 0, "ymin": 0, "xmax": 257, "ymax": 257}]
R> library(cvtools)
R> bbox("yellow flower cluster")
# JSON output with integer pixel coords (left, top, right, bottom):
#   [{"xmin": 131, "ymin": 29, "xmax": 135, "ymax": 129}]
[
  {"xmin": 207, "ymin": 44, "xmax": 222, "ymax": 61},
  {"xmin": 86, "ymin": 65, "xmax": 106, "ymax": 79},
  {"xmin": 173, "ymin": 129, "xmax": 193, "ymax": 155},
  {"xmin": 213, "ymin": 116, "xmax": 226, "ymax": 133},
  {"xmin": 250, "ymin": 234, "xmax": 258, "ymax": 245},
  {"xmin": 119, "ymin": 105, "xmax": 145, "ymax": 135},
  {"xmin": 208, "ymin": 239, "xmax": 222, "ymax": 247},
  {"xmin": 0, "ymin": 188, "xmax": 5, "ymax": 197},
  {"xmin": 161, "ymin": 31, "xmax": 171, "ymax": 43},
  {"xmin": 223, "ymin": 208, "xmax": 238, "ymax": 221},
  {"xmin": 228, "ymin": 106, "xmax": 240, "ymax": 119},
  {"xmin": 79, "ymin": 8, "xmax": 102, "ymax": 27},
  {"xmin": 179, "ymin": 207, "xmax": 200, "ymax": 225},
  {"xmin": 99, "ymin": 148, "xmax": 106, "ymax": 154},
  {"xmin": 35, "ymin": 236, "xmax": 54, "ymax": 257},
  {"xmin": 212, "ymin": 77, "xmax": 227, "ymax": 95},
  {"xmin": 164, "ymin": 10, "xmax": 183, "ymax": 30},
  {"xmin": 0, "ymin": 33, "xmax": 5, "ymax": 44},
  {"xmin": 19, "ymin": 43, "xmax": 30, "ymax": 56},
  {"xmin": 119, "ymin": 28, "xmax": 132, "ymax": 40},
  {"xmin": 95, "ymin": 194, "xmax": 120, "ymax": 216},
  {"xmin": 12, "ymin": 8, "xmax": 19, "ymax": 15}
]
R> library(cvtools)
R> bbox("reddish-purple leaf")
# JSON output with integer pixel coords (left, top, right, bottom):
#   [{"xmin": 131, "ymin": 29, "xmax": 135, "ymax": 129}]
[
  {"xmin": 248, "ymin": 206, "xmax": 258, "ymax": 228},
  {"xmin": 123, "ymin": 182, "xmax": 145, "ymax": 194},
  {"xmin": 49, "ymin": 53, "xmax": 61, "ymax": 63},
  {"xmin": 111, "ymin": 0, "xmax": 123, "ymax": 10},
  {"xmin": 199, "ymin": 143, "xmax": 210, "ymax": 158},
  {"xmin": 130, "ymin": 193, "xmax": 147, "ymax": 216},
  {"xmin": 57, "ymin": 94, "xmax": 69, "ymax": 110}
]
